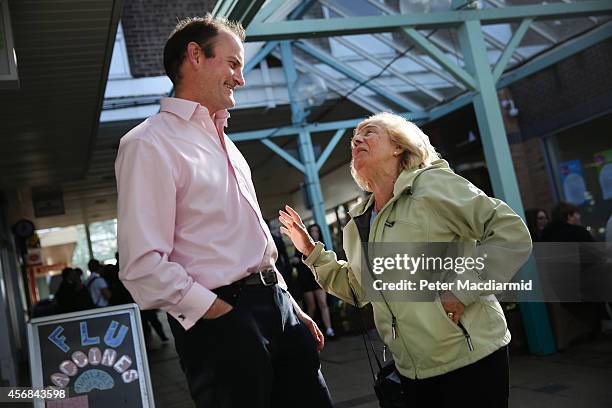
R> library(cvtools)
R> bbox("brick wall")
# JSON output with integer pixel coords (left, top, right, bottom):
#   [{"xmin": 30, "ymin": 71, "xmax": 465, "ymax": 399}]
[
  {"xmin": 121, "ymin": 0, "xmax": 216, "ymax": 78},
  {"xmin": 510, "ymin": 138, "xmax": 556, "ymax": 212},
  {"xmin": 508, "ymin": 40, "xmax": 612, "ymax": 212},
  {"xmin": 510, "ymin": 40, "xmax": 612, "ymax": 139}
]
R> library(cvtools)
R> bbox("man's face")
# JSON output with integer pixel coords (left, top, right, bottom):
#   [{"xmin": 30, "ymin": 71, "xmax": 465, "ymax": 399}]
[{"xmin": 197, "ymin": 30, "xmax": 245, "ymax": 113}]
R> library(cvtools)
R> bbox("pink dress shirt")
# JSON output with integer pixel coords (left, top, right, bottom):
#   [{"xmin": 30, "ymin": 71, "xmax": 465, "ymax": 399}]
[{"xmin": 115, "ymin": 97, "xmax": 282, "ymax": 330}]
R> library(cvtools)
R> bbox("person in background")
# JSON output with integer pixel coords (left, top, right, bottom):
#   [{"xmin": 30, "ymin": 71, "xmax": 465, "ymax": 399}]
[
  {"xmin": 541, "ymin": 204, "xmax": 604, "ymax": 349},
  {"xmin": 74, "ymin": 267, "xmax": 84, "ymax": 284},
  {"xmin": 55, "ymin": 267, "xmax": 93, "ymax": 313},
  {"xmin": 541, "ymin": 202, "xmax": 594, "ymax": 242},
  {"xmin": 88, "ymin": 258, "xmax": 102, "ymax": 275},
  {"xmin": 103, "ymin": 263, "xmax": 133, "ymax": 306},
  {"xmin": 87, "ymin": 259, "xmax": 112, "ymax": 307},
  {"xmin": 268, "ymin": 219, "xmax": 292, "ymax": 289},
  {"xmin": 526, "ymin": 208, "xmax": 549, "ymax": 242},
  {"xmin": 294, "ymin": 224, "xmax": 335, "ymax": 338}
]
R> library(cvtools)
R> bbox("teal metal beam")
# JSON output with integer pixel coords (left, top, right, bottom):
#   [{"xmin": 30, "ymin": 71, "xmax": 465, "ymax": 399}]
[
  {"xmin": 316, "ymin": 128, "xmax": 347, "ymax": 171},
  {"xmin": 213, "ymin": 0, "xmax": 266, "ymax": 26},
  {"xmin": 451, "ymin": 0, "xmax": 473, "ymax": 9},
  {"xmin": 321, "ymin": 0, "xmax": 466, "ymax": 91},
  {"xmin": 458, "ymin": 19, "xmax": 556, "ymax": 356},
  {"xmin": 492, "ymin": 18, "xmax": 533, "ymax": 82},
  {"xmin": 459, "ymin": 20, "xmax": 521, "ymax": 212},
  {"xmin": 294, "ymin": 41, "xmax": 426, "ymax": 113},
  {"xmin": 360, "ymin": 0, "xmax": 523, "ymax": 75},
  {"xmin": 260, "ymin": 138, "xmax": 305, "ymax": 173},
  {"xmin": 246, "ymin": 1, "xmax": 612, "ymax": 41},
  {"xmin": 298, "ymin": 129, "xmax": 334, "ymax": 249},
  {"xmin": 429, "ymin": 92, "xmax": 474, "ymax": 122},
  {"xmin": 235, "ymin": 22, "xmax": 610, "ymax": 140},
  {"xmin": 427, "ymin": 21, "xmax": 612, "ymax": 121},
  {"xmin": 279, "ymin": 39, "xmax": 334, "ymax": 249},
  {"xmin": 280, "ymin": 41, "xmax": 304, "ymax": 124},
  {"xmin": 498, "ymin": 20, "xmax": 612, "ymax": 88},
  {"xmin": 251, "ymin": 0, "xmax": 285, "ymax": 23},
  {"xmin": 244, "ymin": 41, "xmax": 279, "ymax": 75},
  {"xmin": 230, "ymin": 113, "xmax": 429, "ymax": 142},
  {"xmin": 402, "ymin": 28, "xmax": 477, "ymax": 91},
  {"xmin": 332, "ymin": 36, "xmax": 445, "ymax": 102}
]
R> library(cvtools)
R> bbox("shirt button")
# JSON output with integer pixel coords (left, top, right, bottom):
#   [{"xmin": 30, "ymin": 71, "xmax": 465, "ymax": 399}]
[{"xmin": 178, "ymin": 314, "xmax": 185, "ymax": 321}]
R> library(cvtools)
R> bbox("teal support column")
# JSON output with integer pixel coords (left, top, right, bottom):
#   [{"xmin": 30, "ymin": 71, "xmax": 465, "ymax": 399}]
[
  {"xmin": 298, "ymin": 129, "xmax": 333, "ymax": 249},
  {"xmin": 458, "ymin": 20, "xmax": 556, "ymax": 355},
  {"xmin": 280, "ymin": 42, "xmax": 333, "ymax": 249}
]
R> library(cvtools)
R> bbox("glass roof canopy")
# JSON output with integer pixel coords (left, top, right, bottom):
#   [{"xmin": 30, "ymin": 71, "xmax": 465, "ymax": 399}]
[{"xmin": 239, "ymin": 0, "xmax": 612, "ymax": 118}]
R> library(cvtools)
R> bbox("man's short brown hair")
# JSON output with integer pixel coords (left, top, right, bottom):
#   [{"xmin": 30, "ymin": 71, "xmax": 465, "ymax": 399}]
[
  {"xmin": 551, "ymin": 201, "xmax": 579, "ymax": 223},
  {"xmin": 163, "ymin": 14, "xmax": 245, "ymax": 86}
]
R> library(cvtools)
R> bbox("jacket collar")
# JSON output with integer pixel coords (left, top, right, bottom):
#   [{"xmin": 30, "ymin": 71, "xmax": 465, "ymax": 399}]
[{"xmin": 348, "ymin": 159, "xmax": 450, "ymax": 218}]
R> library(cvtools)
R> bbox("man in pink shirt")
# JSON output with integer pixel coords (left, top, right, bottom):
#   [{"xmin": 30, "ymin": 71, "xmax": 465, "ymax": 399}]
[{"xmin": 115, "ymin": 15, "xmax": 333, "ymax": 408}]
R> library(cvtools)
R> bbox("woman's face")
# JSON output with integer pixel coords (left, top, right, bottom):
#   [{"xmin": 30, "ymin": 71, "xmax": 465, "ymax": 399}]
[
  {"xmin": 351, "ymin": 123, "xmax": 398, "ymax": 175},
  {"xmin": 567, "ymin": 211, "xmax": 581, "ymax": 226},
  {"xmin": 536, "ymin": 210, "xmax": 549, "ymax": 231}
]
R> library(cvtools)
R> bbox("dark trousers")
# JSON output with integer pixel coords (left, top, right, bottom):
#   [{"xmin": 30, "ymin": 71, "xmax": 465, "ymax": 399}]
[
  {"xmin": 400, "ymin": 346, "xmax": 509, "ymax": 408},
  {"xmin": 168, "ymin": 284, "xmax": 333, "ymax": 408},
  {"xmin": 141, "ymin": 309, "xmax": 168, "ymax": 341}
]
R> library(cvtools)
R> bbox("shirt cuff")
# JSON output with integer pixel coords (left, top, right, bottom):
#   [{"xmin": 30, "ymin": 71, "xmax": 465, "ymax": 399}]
[
  {"xmin": 167, "ymin": 282, "xmax": 217, "ymax": 330},
  {"xmin": 302, "ymin": 242, "xmax": 325, "ymax": 267}
]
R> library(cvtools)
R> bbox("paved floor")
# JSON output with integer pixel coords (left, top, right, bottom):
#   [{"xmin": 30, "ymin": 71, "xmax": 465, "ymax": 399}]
[{"xmin": 146, "ymin": 313, "xmax": 612, "ymax": 408}]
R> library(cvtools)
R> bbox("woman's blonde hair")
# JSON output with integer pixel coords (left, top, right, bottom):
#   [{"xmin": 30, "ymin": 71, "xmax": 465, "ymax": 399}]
[{"xmin": 351, "ymin": 112, "xmax": 441, "ymax": 191}]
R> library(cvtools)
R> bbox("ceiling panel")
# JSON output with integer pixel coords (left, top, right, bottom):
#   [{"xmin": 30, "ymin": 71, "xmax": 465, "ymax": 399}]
[{"xmin": 0, "ymin": 0, "xmax": 122, "ymax": 196}]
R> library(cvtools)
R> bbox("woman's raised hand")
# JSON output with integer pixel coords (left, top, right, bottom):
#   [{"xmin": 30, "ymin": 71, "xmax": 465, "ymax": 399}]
[{"xmin": 278, "ymin": 205, "xmax": 316, "ymax": 257}]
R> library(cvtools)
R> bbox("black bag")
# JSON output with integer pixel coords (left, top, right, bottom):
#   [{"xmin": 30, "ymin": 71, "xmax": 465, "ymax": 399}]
[
  {"xmin": 373, "ymin": 360, "xmax": 405, "ymax": 408},
  {"xmin": 350, "ymin": 290, "xmax": 405, "ymax": 408}
]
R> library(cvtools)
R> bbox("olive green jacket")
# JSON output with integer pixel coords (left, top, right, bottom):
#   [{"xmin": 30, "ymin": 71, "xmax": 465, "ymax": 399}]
[{"xmin": 304, "ymin": 159, "xmax": 532, "ymax": 379}]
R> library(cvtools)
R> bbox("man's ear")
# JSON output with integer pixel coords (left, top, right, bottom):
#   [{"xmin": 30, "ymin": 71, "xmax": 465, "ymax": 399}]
[{"xmin": 186, "ymin": 42, "xmax": 201, "ymax": 66}]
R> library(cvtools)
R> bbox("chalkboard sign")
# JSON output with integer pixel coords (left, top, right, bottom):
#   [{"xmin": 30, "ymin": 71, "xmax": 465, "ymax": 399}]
[{"xmin": 28, "ymin": 304, "xmax": 155, "ymax": 408}]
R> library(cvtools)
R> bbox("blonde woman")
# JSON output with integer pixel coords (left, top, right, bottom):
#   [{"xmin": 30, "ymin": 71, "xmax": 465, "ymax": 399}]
[{"xmin": 280, "ymin": 112, "xmax": 532, "ymax": 407}]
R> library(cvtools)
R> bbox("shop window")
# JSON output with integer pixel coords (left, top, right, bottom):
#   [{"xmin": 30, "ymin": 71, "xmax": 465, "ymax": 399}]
[{"xmin": 545, "ymin": 112, "xmax": 612, "ymax": 241}]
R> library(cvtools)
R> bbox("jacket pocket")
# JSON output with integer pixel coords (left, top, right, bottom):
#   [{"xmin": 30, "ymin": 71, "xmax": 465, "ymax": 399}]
[
  {"xmin": 434, "ymin": 298, "xmax": 474, "ymax": 351},
  {"xmin": 434, "ymin": 298, "xmax": 463, "ymax": 333}
]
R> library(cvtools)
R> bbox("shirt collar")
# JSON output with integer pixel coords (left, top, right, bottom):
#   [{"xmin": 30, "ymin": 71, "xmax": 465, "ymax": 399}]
[
  {"xmin": 213, "ymin": 109, "xmax": 230, "ymax": 129},
  {"xmin": 160, "ymin": 97, "xmax": 230, "ymax": 128}
]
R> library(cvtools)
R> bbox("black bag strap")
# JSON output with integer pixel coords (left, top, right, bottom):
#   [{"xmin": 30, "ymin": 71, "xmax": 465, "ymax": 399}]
[
  {"xmin": 361, "ymin": 166, "xmax": 437, "ymax": 323},
  {"xmin": 349, "ymin": 168, "xmax": 437, "ymax": 382},
  {"xmin": 349, "ymin": 285, "xmax": 384, "ymax": 382}
]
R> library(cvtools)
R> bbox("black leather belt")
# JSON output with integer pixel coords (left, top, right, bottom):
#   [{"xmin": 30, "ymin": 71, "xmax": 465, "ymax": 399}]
[
  {"xmin": 236, "ymin": 268, "xmax": 278, "ymax": 287},
  {"xmin": 212, "ymin": 269, "xmax": 277, "ymax": 306}
]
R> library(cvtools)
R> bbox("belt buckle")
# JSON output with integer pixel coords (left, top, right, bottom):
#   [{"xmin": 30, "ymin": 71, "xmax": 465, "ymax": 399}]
[{"xmin": 259, "ymin": 269, "xmax": 277, "ymax": 286}]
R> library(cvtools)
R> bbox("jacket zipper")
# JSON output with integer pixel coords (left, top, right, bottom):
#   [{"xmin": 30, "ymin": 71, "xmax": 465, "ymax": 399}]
[
  {"xmin": 457, "ymin": 321, "xmax": 474, "ymax": 351},
  {"xmin": 389, "ymin": 314, "xmax": 419, "ymax": 378}
]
